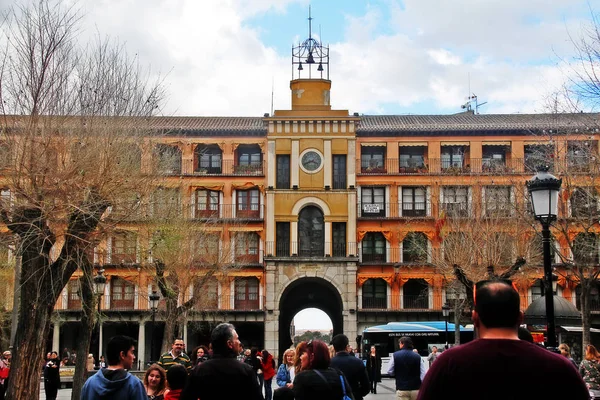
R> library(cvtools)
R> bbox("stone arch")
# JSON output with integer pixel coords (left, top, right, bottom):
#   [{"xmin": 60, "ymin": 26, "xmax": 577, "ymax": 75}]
[
  {"xmin": 291, "ymin": 197, "xmax": 331, "ymax": 216},
  {"xmin": 277, "ymin": 277, "xmax": 344, "ymax": 362}
]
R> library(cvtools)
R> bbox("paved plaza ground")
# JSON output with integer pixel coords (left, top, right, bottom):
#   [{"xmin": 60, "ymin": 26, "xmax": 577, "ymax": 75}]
[{"xmin": 39, "ymin": 377, "xmax": 399, "ymax": 399}]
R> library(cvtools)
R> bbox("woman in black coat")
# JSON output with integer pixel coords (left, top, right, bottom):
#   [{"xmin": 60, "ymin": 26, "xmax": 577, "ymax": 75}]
[{"xmin": 365, "ymin": 346, "xmax": 381, "ymax": 394}]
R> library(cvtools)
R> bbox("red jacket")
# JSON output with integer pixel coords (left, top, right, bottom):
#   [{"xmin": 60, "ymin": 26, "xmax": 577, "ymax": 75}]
[{"xmin": 262, "ymin": 354, "xmax": 276, "ymax": 381}]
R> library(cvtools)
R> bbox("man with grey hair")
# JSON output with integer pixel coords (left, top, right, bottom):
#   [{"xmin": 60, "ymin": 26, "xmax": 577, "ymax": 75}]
[
  {"xmin": 387, "ymin": 336, "xmax": 424, "ymax": 400},
  {"xmin": 181, "ymin": 323, "xmax": 262, "ymax": 400}
]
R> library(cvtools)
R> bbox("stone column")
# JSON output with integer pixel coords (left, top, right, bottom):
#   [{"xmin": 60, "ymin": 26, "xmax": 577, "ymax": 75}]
[
  {"xmin": 52, "ymin": 320, "xmax": 60, "ymax": 352},
  {"xmin": 138, "ymin": 320, "xmax": 146, "ymax": 368},
  {"xmin": 344, "ymin": 262, "xmax": 358, "ymax": 346}
]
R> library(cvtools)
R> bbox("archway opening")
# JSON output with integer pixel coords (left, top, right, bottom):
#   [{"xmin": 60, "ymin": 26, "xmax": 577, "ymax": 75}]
[
  {"xmin": 278, "ymin": 277, "xmax": 343, "ymax": 362},
  {"xmin": 291, "ymin": 308, "xmax": 333, "ymax": 346}
]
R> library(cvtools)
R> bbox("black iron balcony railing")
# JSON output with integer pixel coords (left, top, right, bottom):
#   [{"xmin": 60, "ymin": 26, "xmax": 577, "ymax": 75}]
[
  {"xmin": 190, "ymin": 204, "xmax": 264, "ymax": 220},
  {"xmin": 360, "ymin": 294, "xmax": 438, "ymax": 311},
  {"xmin": 184, "ymin": 160, "xmax": 265, "ymax": 176},
  {"xmin": 264, "ymin": 242, "xmax": 358, "ymax": 258},
  {"xmin": 356, "ymin": 158, "xmax": 527, "ymax": 175}
]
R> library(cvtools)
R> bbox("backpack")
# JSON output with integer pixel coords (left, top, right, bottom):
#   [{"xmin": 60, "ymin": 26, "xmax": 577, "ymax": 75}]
[{"xmin": 314, "ymin": 369, "xmax": 352, "ymax": 400}]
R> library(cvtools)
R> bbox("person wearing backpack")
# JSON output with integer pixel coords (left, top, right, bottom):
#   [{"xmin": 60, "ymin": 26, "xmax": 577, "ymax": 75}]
[
  {"xmin": 293, "ymin": 340, "xmax": 354, "ymax": 400},
  {"xmin": 330, "ymin": 334, "xmax": 370, "ymax": 400}
]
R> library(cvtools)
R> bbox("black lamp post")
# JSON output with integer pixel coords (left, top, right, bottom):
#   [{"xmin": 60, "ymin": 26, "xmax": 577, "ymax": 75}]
[
  {"xmin": 442, "ymin": 303, "xmax": 451, "ymax": 350},
  {"xmin": 526, "ymin": 167, "xmax": 562, "ymax": 350},
  {"xmin": 93, "ymin": 268, "xmax": 107, "ymax": 362},
  {"xmin": 149, "ymin": 291, "xmax": 160, "ymax": 364}
]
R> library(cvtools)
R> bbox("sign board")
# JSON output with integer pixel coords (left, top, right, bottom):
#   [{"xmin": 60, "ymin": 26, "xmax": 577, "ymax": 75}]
[{"xmin": 363, "ymin": 204, "xmax": 381, "ymax": 213}]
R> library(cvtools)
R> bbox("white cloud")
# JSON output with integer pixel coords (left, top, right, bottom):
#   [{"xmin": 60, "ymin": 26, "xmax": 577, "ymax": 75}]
[{"xmin": 428, "ymin": 49, "xmax": 462, "ymax": 66}]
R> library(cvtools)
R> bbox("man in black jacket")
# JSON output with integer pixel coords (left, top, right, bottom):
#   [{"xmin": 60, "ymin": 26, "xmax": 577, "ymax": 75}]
[
  {"xmin": 181, "ymin": 323, "xmax": 263, "ymax": 400},
  {"xmin": 43, "ymin": 351, "xmax": 61, "ymax": 400},
  {"xmin": 330, "ymin": 334, "xmax": 370, "ymax": 400}
]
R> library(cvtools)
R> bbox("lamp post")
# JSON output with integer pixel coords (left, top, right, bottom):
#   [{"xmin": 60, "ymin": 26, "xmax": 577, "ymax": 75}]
[
  {"xmin": 526, "ymin": 167, "xmax": 562, "ymax": 350},
  {"xmin": 442, "ymin": 303, "xmax": 451, "ymax": 350},
  {"xmin": 93, "ymin": 268, "xmax": 107, "ymax": 361},
  {"xmin": 149, "ymin": 291, "xmax": 160, "ymax": 364}
]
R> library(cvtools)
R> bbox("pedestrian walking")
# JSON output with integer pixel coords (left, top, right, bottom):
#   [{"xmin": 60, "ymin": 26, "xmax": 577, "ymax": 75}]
[
  {"xmin": 143, "ymin": 363, "xmax": 166, "ymax": 400},
  {"xmin": 426, "ymin": 346, "xmax": 438, "ymax": 367},
  {"xmin": 387, "ymin": 336, "xmax": 424, "ymax": 400},
  {"xmin": 180, "ymin": 322, "xmax": 262, "ymax": 400},
  {"xmin": 580, "ymin": 344, "xmax": 600, "ymax": 392},
  {"xmin": 417, "ymin": 279, "xmax": 589, "ymax": 400},
  {"xmin": 261, "ymin": 349, "xmax": 276, "ymax": 400},
  {"xmin": 292, "ymin": 340, "xmax": 353, "ymax": 400},
  {"xmin": 43, "ymin": 351, "xmax": 61, "ymax": 400},
  {"xmin": 80, "ymin": 335, "xmax": 146, "ymax": 400},
  {"xmin": 330, "ymin": 334, "xmax": 370, "ymax": 400},
  {"xmin": 158, "ymin": 339, "xmax": 192, "ymax": 373},
  {"xmin": 366, "ymin": 345, "xmax": 382, "ymax": 394}
]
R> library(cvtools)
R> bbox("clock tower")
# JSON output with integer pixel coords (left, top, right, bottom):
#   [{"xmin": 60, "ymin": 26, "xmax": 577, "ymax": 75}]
[{"xmin": 263, "ymin": 9, "xmax": 360, "ymax": 360}]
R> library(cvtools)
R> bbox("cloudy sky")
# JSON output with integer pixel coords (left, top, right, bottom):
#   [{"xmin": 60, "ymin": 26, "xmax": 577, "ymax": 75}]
[{"xmin": 36, "ymin": 0, "xmax": 598, "ymax": 117}]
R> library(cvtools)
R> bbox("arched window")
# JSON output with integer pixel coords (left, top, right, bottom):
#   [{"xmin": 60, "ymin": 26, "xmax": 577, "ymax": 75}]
[
  {"xmin": 235, "ymin": 277, "xmax": 259, "ymax": 310},
  {"xmin": 298, "ymin": 206, "xmax": 324, "ymax": 257},
  {"xmin": 362, "ymin": 279, "xmax": 387, "ymax": 309},
  {"xmin": 403, "ymin": 232, "xmax": 428, "ymax": 263},
  {"xmin": 362, "ymin": 232, "xmax": 386, "ymax": 262},
  {"xmin": 403, "ymin": 278, "xmax": 429, "ymax": 309}
]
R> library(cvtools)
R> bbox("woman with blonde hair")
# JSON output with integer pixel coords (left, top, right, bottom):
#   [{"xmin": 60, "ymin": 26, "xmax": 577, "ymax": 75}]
[
  {"xmin": 276, "ymin": 348, "xmax": 296, "ymax": 388},
  {"xmin": 143, "ymin": 363, "xmax": 167, "ymax": 400},
  {"xmin": 580, "ymin": 344, "xmax": 600, "ymax": 391}
]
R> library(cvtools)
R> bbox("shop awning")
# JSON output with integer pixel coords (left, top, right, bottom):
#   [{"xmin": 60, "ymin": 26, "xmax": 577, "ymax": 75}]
[
  {"xmin": 399, "ymin": 142, "xmax": 428, "ymax": 147},
  {"xmin": 559, "ymin": 326, "xmax": 600, "ymax": 333},
  {"xmin": 441, "ymin": 141, "xmax": 470, "ymax": 146},
  {"xmin": 361, "ymin": 142, "xmax": 387, "ymax": 147},
  {"xmin": 483, "ymin": 141, "xmax": 511, "ymax": 146}
]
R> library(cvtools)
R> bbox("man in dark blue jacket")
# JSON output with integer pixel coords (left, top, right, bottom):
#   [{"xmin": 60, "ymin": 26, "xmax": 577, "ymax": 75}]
[
  {"xmin": 387, "ymin": 336, "xmax": 423, "ymax": 400},
  {"xmin": 330, "ymin": 334, "xmax": 370, "ymax": 400}
]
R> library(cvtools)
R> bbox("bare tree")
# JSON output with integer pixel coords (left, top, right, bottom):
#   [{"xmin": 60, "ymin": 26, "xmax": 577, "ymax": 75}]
[{"xmin": 0, "ymin": 1, "xmax": 165, "ymax": 399}]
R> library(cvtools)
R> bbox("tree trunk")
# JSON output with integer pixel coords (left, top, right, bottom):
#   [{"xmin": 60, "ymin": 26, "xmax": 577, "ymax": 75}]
[
  {"xmin": 161, "ymin": 297, "xmax": 179, "ymax": 353},
  {"xmin": 71, "ymin": 260, "xmax": 95, "ymax": 400},
  {"xmin": 581, "ymin": 282, "xmax": 591, "ymax": 350},
  {"xmin": 5, "ymin": 241, "xmax": 54, "ymax": 400}
]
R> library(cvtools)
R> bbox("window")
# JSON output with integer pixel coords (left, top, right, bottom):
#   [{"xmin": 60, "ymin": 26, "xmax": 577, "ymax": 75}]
[
  {"xmin": 235, "ymin": 233, "xmax": 260, "ymax": 263},
  {"xmin": 361, "ymin": 146, "xmax": 386, "ymax": 173},
  {"xmin": 68, "ymin": 280, "xmax": 81, "ymax": 309},
  {"xmin": 237, "ymin": 189, "xmax": 260, "ymax": 218},
  {"xmin": 573, "ymin": 233, "xmax": 600, "ymax": 265},
  {"xmin": 235, "ymin": 277, "xmax": 259, "ymax": 309},
  {"xmin": 195, "ymin": 189, "xmax": 220, "ymax": 218},
  {"xmin": 333, "ymin": 155, "xmax": 347, "ymax": 189},
  {"xmin": 194, "ymin": 277, "xmax": 218, "ymax": 309},
  {"xmin": 484, "ymin": 186, "xmax": 512, "ymax": 217},
  {"xmin": 362, "ymin": 232, "xmax": 386, "ymax": 263},
  {"xmin": 403, "ymin": 279, "xmax": 429, "ymax": 309},
  {"xmin": 276, "ymin": 222, "xmax": 290, "ymax": 256},
  {"xmin": 276, "ymin": 155, "xmax": 290, "ymax": 189},
  {"xmin": 571, "ymin": 188, "xmax": 598, "ymax": 219},
  {"xmin": 528, "ymin": 233, "xmax": 556, "ymax": 265},
  {"xmin": 111, "ymin": 232, "xmax": 137, "ymax": 264},
  {"xmin": 441, "ymin": 146, "xmax": 466, "ymax": 170},
  {"xmin": 115, "ymin": 143, "xmax": 141, "ymax": 172},
  {"xmin": 195, "ymin": 144, "xmax": 222, "ymax": 174},
  {"xmin": 235, "ymin": 144, "xmax": 262, "ymax": 174},
  {"xmin": 362, "ymin": 279, "xmax": 387, "ymax": 309},
  {"xmin": 441, "ymin": 186, "xmax": 469, "ymax": 217},
  {"xmin": 193, "ymin": 234, "xmax": 220, "ymax": 265},
  {"xmin": 531, "ymin": 279, "xmax": 544, "ymax": 303},
  {"xmin": 361, "ymin": 187, "xmax": 385, "ymax": 217},
  {"xmin": 567, "ymin": 141, "xmax": 596, "ymax": 172},
  {"xmin": 151, "ymin": 187, "xmax": 181, "ymax": 219},
  {"xmin": 154, "ymin": 144, "xmax": 182, "ymax": 174},
  {"xmin": 332, "ymin": 222, "xmax": 346, "ymax": 257},
  {"xmin": 399, "ymin": 146, "xmax": 426, "ymax": 171},
  {"xmin": 524, "ymin": 144, "xmax": 554, "ymax": 173},
  {"xmin": 483, "ymin": 233, "xmax": 514, "ymax": 266},
  {"xmin": 402, "ymin": 187, "xmax": 426, "ymax": 217},
  {"xmin": 576, "ymin": 283, "xmax": 600, "ymax": 311},
  {"xmin": 298, "ymin": 206, "xmax": 324, "ymax": 257},
  {"xmin": 482, "ymin": 146, "xmax": 507, "ymax": 172},
  {"xmin": 403, "ymin": 232, "xmax": 428, "ymax": 263},
  {"xmin": 111, "ymin": 277, "xmax": 135, "ymax": 309}
]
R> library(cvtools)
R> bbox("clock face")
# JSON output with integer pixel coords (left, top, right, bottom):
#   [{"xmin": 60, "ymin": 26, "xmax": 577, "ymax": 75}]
[{"xmin": 301, "ymin": 151, "xmax": 322, "ymax": 172}]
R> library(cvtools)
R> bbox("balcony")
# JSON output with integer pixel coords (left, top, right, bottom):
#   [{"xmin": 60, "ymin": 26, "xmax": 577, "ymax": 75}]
[
  {"xmin": 359, "ymin": 247, "xmax": 400, "ymax": 264},
  {"xmin": 356, "ymin": 158, "xmax": 528, "ymax": 175},
  {"xmin": 357, "ymin": 202, "xmax": 428, "ymax": 218},
  {"xmin": 183, "ymin": 294, "xmax": 265, "ymax": 311},
  {"xmin": 264, "ymin": 242, "xmax": 358, "ymax": 258},
  {"xmin": 440, "ymin": 202, "xmax": 469, "ymax": 218},
  {"xmin": 359, "ymin": 294, "xmax": 441, "ymax": 311},
  {"xmin": 190, "ymin": 204, "xmax": 264, "ymax": 220},
  {"xmin": 186, "ymin": 160, "xmax": 265, "ymax": 176}
]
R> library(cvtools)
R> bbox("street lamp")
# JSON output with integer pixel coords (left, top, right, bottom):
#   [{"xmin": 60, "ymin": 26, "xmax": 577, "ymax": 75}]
[
  {"xmin": 527, "ymin": 167, "xmax": 562, "ymax": 350},
  {"xmin": 442, "ymin": 303, "xmax": 451, "ymax": 350},
  {"xmin": 149, "ymin": 291, "xmax": 160, "ymax": 363},
  {"xmin": 93, "ymin": 268, "xmax": 107, "ymax": 362}
]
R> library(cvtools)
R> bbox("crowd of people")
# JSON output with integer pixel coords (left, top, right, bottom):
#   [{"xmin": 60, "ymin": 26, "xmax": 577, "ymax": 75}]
[{"xmin": 4, "ymin": 278, "xmax": 600, "ymax": 399}]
